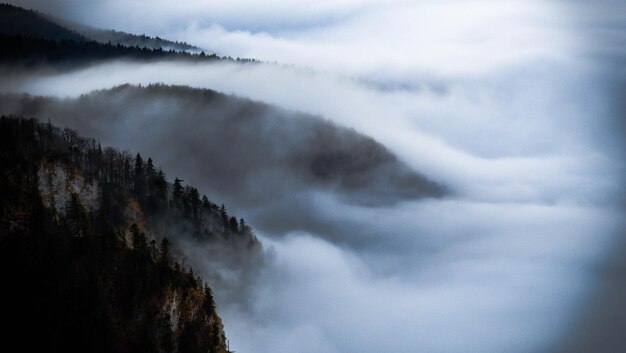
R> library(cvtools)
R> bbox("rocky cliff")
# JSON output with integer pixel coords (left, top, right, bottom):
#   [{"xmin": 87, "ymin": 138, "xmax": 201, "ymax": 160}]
[{"xmin": 0, "ymin": 116, "xmax": 242, "ymax": 353}]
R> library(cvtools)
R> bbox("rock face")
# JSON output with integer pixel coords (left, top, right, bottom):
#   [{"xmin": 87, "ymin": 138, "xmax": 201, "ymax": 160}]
[
  {"xmin": 38, "ymin": 160, "xmax": 100, "ymax": 214},
  {"xmin": 0, "ymin": 116, "xmax": 232, "ymax": 353}
]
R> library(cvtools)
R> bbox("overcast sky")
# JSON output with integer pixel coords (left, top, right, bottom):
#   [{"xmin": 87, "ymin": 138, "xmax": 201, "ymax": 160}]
[{"xmin": 3, "ymin": 1, "xmax": 626, "ymax": 352}]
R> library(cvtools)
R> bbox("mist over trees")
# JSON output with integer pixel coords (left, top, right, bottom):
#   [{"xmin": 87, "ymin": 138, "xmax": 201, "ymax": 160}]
[
  {"xmin": 0, "ymin": 3, "xmax": 198, "ymax": 51},
  {"xmin": 0, "ymin": 3, "xmax": 85, "ymax": 41},
  {"xmin": 0, "ymin": 34, "xmax": 259, "ymax": 67},
  {"xmin": 0, "ymin": 83, "xmax": 447, "ymax": 253},
  {"xmin": 0, "ymin": 2, "xmax": 450, "ymax": 353},
  {"xmin": 0, "ymin": 4, "xmax": 258, "ymax": 68},
  {"xmin": 0, "ymin": 84, "xmax": 444, "ymax": 206}
]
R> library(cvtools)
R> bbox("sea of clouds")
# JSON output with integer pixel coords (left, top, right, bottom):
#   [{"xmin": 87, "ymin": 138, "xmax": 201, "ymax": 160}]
[{"xmin": 2, "ymin": 1, "xmax": 626, "ymax": 352}]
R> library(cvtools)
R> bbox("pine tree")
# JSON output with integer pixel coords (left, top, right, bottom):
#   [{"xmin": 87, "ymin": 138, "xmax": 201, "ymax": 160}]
[
  {"xmin": 203, "ymin": 284, "xmax": 216, "ymax": 312},
  {"xmin": 154, "ymin": 169, "xmax": 168, "ymax": 210},
  {"xmin": 172, "ymin": 178, "xmax": 184, "ymax": 209},
  {"xmin": 160, "ymin": 238, "xmax": 170, "ymax": 263},
  {"xmin": 65, "ymin": 193, "xmax": 86, "ymax": 237},
  {"xmin": 202, "ymin": 195, "xmax": 211, "ymax": 209},
  {"xmin": 228, "ymin": 216, "xmax": 239, "ymax": 232},
  {"xmin": 188, "ymin": 187, "xmax": 200, "ymax": 221},
  {"xmin": 145, "ymin": 158, "xmax": 156, "ymax": 194},
  {"xmin": 239, "ymin": 218, "xmax": 247, "ymax": 233},
  {"xmin": 133, "ymin": 153, "xmax": 146, "ymax": 203},
  {"xmin": 145, "ymin": 157, "xmax": 156, "ymax": 180},
  {"xmin": 219, "ymin": 204, "xmax": 228, "ymax": 228},
  {"xmin": 123, "ymin": 155, "xmax": 133, "ymax": 188},
  {"xmin": 129, "ymin": 223, "xmax": 147, "ymax": 251}
]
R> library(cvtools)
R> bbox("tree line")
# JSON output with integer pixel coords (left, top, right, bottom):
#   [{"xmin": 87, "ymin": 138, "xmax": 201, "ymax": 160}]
[
  {"xmin": 0, "ymin": 34, "xmax": 259, "ymax": 67},
  {"xmin": 0, "ymin": 115, "xmax": 255, "ymax": 242}
]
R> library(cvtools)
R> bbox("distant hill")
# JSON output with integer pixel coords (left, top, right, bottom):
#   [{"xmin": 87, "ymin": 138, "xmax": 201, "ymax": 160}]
[
  {"xmin": 0, "ymin": 84, "xmax": 444, "ymax": 209},
  {"xmin": 0, "ymin": 3, "xmax": 198, "ymax": 51},
  {"xmin": 61, "ymin": 21, "xmax": 199, "ymax": 52},
  {"xmin": 0, "ymin": 4, "xmax": 258, "ymax": 67},
  {"xmin": 0, "ymin": 3, "xmax": 85, "ymax": 41},
  {"xmin": 0, "ymin": 34, "xmax": 229, "ymax": 66}
]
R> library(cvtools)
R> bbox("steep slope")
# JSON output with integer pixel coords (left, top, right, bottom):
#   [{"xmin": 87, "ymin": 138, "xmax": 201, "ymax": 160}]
[
  {"xmin": 61, "ymin": 22, "xmax": 198, "ymax": 52},
  {"xmin": 0, "ymin": 3, "xmax": 197, "ymax": 51},
  {"xmin": 0, "ymin": 4, "xmax": 256, "ymax": 67},
  {"xmin": 0, "ymin": 34, "xmax": 223, "ymax": 66},
  {"xmin": 0, "ymin": 3, "xmax": 85, "ymax": 41},
  {"xmin": 0, "ymin": 116, "xmax": 261, "ymax": 353}
]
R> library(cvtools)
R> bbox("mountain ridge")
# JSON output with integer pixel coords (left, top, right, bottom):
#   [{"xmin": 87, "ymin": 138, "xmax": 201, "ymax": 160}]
[
  {"xmin": 0, "ymin": 84, "xmax": 445, "ymax": 208},
  {"xmin": 0, "ymin": 3, "xmax": 85, "ymax": 41},
  {"xmin": 0, "ymin": 3, "xmax": 259, "ymax": 67},
  {"xmin": 0, "ymin": 3, "xmax": 198, "ymax": 51}
]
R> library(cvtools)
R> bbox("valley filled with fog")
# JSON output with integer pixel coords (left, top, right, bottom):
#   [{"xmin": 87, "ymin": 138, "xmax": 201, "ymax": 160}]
[{"xmin": 2, "ymin": 1, "xmax": 625, "ymax": 352}]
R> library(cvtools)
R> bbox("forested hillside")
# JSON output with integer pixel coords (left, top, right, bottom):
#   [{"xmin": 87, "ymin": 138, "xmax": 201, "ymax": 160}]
[
  {"xmin": 62, "ymin": 24, "xmax": 199, "ymax": 52},
  {"xmin": 0, "ymin": 34, "xmax": 258, "ymax": 67},
  {"xmin": 0, "ymin": 84, "xmax": 444, "ymax": 210},
  {"xmin": 0, "ymin": 3, "xmax": 85, "ymax": 41},
  {"xmin": 0, "ymin": 3, "xmax": 197, "ymax": 51},
  {"xmin": 0, "ymin": 3, "xmax": 257, "ymax": 67},
  {"xmin": 0, "ymin": 116, "xmax": 260, "ymax": 353}
]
